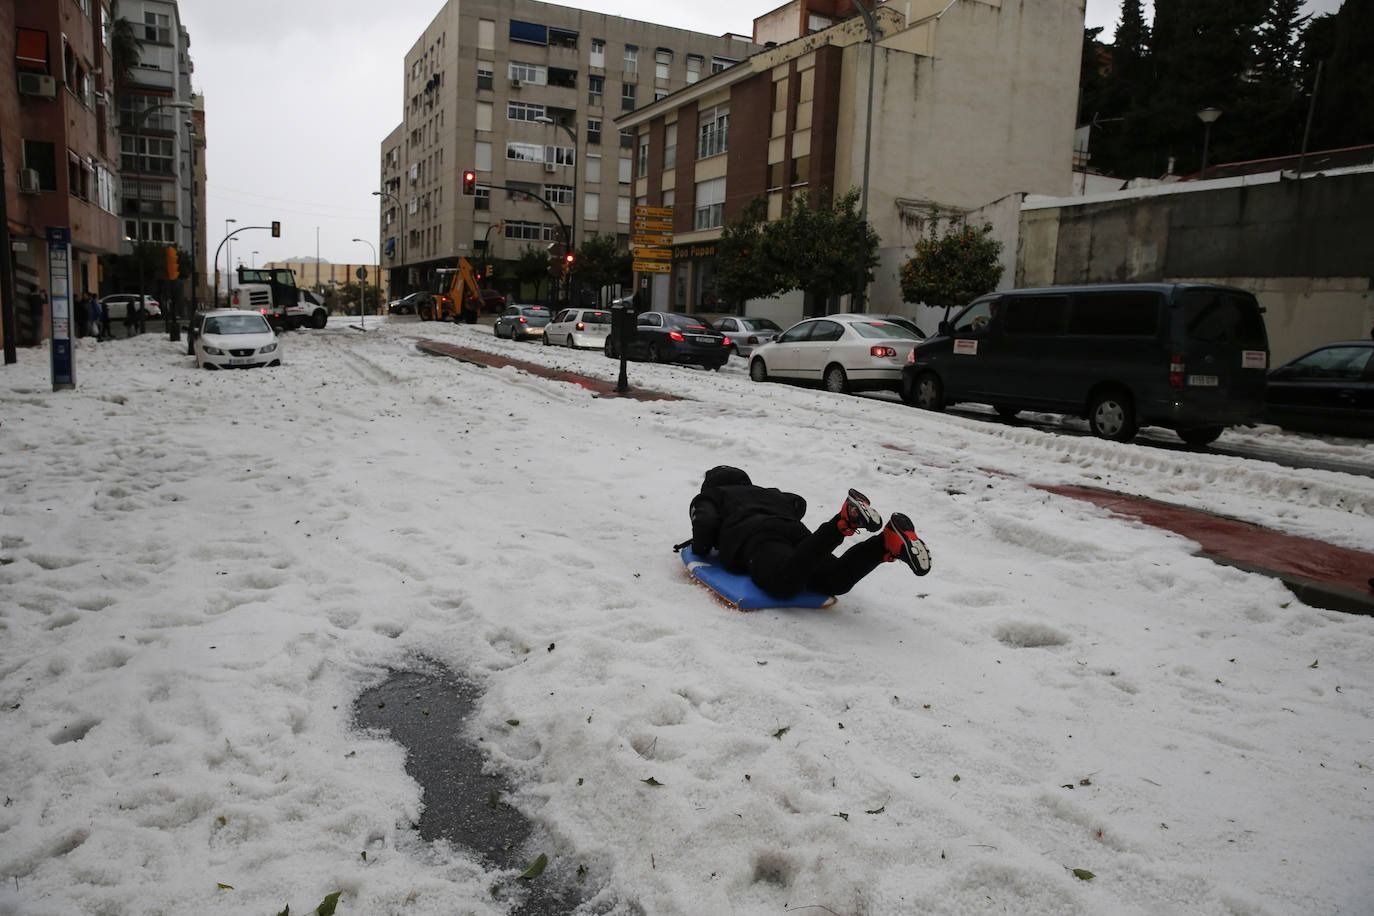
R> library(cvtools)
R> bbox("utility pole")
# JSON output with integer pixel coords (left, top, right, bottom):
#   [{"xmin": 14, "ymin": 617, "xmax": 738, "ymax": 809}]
[{"xmin": 1, "ymin": 126, "xmax": 18, "ymax": 364}]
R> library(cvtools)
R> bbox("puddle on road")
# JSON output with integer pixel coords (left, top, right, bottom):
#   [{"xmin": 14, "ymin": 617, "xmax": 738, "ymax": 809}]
[{"xmin": 354, "ymin": 666, "xmax": 586, "ymax": 914}]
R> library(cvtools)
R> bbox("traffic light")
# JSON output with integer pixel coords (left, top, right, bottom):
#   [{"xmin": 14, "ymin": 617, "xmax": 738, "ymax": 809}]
[
  {"xmin": 564, "ymin": 251, "xmax": 575, "ymax": 270},
  {"xmin": 164, "ymin": 246, "xmax": 179, "ymax": 280},
  {"xmin": 462, "ymin": 170, "xmax": 476, "ymax": 195},
  {"xmin": 271, "ymin": 220, "xmax": 281, "ymax": 237}
]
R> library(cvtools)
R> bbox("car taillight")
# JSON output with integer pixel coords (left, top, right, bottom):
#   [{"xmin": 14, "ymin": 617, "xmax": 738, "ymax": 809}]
[
  {"xmin": 721, "ymin": 336, "xmax": 732, "ymax": 347},
  {"xmin": 906, "ymin": 349, "xmax": 917, "ymax": 364},
  {"xmin": 870, "ymin": 346, "xmax": 898, "ymax": 359},
  {"xmin": 668, "ymin": 330, "xmax": 685, "ymax": 342},
  {"xmin": 575, "ymin": 321, "xmax": 585, "ymax": 331},
  {"xmin": 519, "ymin": 316, "xmax": 528, "ymax": 324},
  {"xmin": 231, "ymin": 291, "xmax": 240, "ymax": 305},
  {"xmin": 1169, "ymin": 353, "xmax": 1185, "ymax": 389},
  {"xmin": 260, "ymin": 308, "xmax": 268, "ymax": 316}
]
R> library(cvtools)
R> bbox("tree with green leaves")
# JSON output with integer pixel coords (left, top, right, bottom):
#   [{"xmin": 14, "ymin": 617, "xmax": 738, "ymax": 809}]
[
  {"xmin": 764, "ymin": 188, "xmax": 879, "ymax": 314},
  {"xmin": 898, "ymin": 221, "xmax": 1003, "ymax": 319},
  {"xmin": 513, "ymin": 246, "xmax": 552, "ymax": 301},
  {"xmin": 716, "ymin": 197, "xmax": 783, "ymax": 309},
  {"xmin": 569, "ymin": 233, "xmax": 632, "ymax": 305}
]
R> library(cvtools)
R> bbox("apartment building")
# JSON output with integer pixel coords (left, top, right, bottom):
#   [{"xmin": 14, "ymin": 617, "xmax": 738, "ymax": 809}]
[
  {"xmin": 3, "ymin": 0, "xmax": 123, "ymax": 349},
  {"xmin": 115, "ymin": 0, "xmax": 196, "ymax": 257},
  {"xmin": 618, "ymin": 0, "xmax": 1083, "ymax": 318},
  {"xmin": 377, "ymin": 0, "xmax": 757, "ymax": 298}
]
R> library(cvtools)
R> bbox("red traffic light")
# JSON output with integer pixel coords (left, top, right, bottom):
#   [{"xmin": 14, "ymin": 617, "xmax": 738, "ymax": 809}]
[
  {"xmin": 564, "ymin": 252, "xmax": 575, "ymax": 264},
  {"xmin": 462, "ymin": 170, "xmax": 476, "ymax": 195}
]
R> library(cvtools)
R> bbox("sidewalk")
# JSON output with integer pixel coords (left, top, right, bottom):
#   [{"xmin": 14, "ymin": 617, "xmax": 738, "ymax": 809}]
[
  {"xmin": 1038, "ymin": 484, "xmax": 1374, "ymax": 615},
  {"xmin": 415, "ymin": 338, "xmax": 679, "ymax": 401},
  {"xmin": 417, "ymin": 337, "xmax": 1374, "ymax": 616}
]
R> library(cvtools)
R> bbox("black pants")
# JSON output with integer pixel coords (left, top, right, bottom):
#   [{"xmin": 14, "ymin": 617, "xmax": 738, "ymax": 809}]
[{"xmin": 748, "ymin": 516, "xmax": 887, "ymax": 599}]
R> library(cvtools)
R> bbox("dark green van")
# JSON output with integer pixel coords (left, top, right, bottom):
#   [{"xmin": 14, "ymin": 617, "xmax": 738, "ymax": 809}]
[{"xmin": 899, "ymin": 283, "xmax": 1270, "ymax": 445}]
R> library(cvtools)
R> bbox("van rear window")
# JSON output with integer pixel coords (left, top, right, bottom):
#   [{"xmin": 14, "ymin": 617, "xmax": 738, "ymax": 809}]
[
  {"xmin": 1067, "ymin": 291, "xmax": 1160, "ymax": 336},
  {"xmin": 1180, "ymin": 290, "xmax": 1267, "ymax": 346}
]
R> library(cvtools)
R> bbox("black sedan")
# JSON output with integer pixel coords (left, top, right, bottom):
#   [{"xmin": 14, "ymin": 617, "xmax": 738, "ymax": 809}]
[
  {"xmin": 604, "ymin": 311, "xmax": 732, "ymax": 370},
  {"xmin": 1266, "ymin": 340, "xmax": 1373, "ymax": 437}
]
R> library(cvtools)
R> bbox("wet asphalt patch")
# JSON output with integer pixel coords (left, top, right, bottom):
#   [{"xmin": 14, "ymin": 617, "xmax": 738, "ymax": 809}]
[{"xmin": 353, "ymin": 665, "xmax": 586, "ymax": 914}]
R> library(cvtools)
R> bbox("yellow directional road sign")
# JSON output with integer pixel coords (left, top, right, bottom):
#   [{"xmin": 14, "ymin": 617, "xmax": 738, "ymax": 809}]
[
  {"xmin": 632, "ymin": 246, "xmax": 672, "ymax": 260},
  {"xmin": 633, "ymin": 260, "xmax": 672, "ymax": 273}
]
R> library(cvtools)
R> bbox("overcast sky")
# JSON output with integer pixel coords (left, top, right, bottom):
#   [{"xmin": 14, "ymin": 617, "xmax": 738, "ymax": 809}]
[{"xmin": 177, "ymin": 0, "xmax": 1343, "ymax": 270}]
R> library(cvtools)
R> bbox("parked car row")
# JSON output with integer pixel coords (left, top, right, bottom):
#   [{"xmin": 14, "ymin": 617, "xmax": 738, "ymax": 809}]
[{"xmin": 478, "ymin": 285, "xmax": 1367, "ymax": 443}]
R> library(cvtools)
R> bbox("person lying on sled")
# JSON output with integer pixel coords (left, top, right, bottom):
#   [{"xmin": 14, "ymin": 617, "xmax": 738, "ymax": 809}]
[{"xmin": 681, "ymin": 465, "xmax": 931, "ymax": 600}]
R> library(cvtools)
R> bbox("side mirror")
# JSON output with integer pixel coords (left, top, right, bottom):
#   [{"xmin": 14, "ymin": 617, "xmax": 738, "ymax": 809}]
[{"xmin": 937, "ymin": 321, "xmax": 952, "ymax": 336}]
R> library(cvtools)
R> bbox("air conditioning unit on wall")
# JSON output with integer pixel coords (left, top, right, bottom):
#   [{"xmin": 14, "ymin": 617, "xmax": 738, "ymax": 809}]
[
  {"xmin": 19, "ymin": 169, "xmax": 41, "ymax": 193},
  {"xmin": 509, "ymin": 78, "xmax": 522, "ymax": 89},
  {"xmin": 18, "ymin": 72, "xmax": 57, "ymax": 98},
  {"xmin": 544, "ymin": 162, "xmax": 557, "ymax": 173}
]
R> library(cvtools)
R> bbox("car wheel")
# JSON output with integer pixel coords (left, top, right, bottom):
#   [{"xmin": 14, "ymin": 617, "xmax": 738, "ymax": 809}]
[
  {"xmin": 749, "ymin": 358, "xmax": 768, "ymax": 382},
  {"xmin": 729, "ymin": 344, "xmax": 739, "ymax": 358},
  {"xmin": 542, "ymin": 332, "xmax": 550, "ymax": 346},
  {"xmin": 1179, "ymin": 426, "xmax": 1224, "ymax": 447},
  {"xmin": 1087, "ymin": 388, "xmax": 1138, "ymax": 442},
  {"xmin": 566, "ymin": 334, "xmax": 576, "ymax": 349},
  {"xmin": 823, "ymin": 364, "xmax": 849, "ymax": 394},
  {"xmin": 647, "ymin": 342, "xmax": 662, "ymax": 363},
  {"xmin": 912, "ymin": 372, "xmax": 946, "ymax": 412},
  {"xmin": 994, "ymin": 405, "xmax": 1021, "ymax": 420},
  {"xmin": 312, "ymin": 310, "xmax": 327, "ymax": 329}
]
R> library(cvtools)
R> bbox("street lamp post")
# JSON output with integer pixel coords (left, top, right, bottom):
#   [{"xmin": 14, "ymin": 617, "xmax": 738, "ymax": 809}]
[
  {"xmin": 536, "ymin": 115, "xmax": 577, "ymax": 305},
  {"xmin": 221, "ymin": 217, "xmax": 237, "ymax": 305},
  {"xmin": 372, "ymin": 189, "xmax": 404, "ymax": 297},
  {"xmin": 129, "ymin": 99, "xmax": 193, "ymax": 337},
  {"xmin": 180, "ymin": 118, "xmax": 197, "ymax": 336},
  {"xmin": 251, "ymin": 250, "xmax": 259, "ymax": 269},
  {"xmin": 852, "ymin": 0, "xmax": 881, "ymax": 314},
  {"xmin": 351, "ymin": 237, "xmax": 377, "ymax": 326},
  {"xmin": 1197, "ymin": 107, "xmax": 1223, "ymax": 179}
]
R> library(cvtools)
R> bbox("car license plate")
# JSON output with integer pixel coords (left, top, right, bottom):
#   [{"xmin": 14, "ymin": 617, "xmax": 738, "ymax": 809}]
[
  {"xmin": 693, "ymin": 336, "xmax": 716, "ymax": 345},
  {"xmin": 1187, "ymin": 374, "xmax": 1218, "ymax": 387},
  {"xmin": 228, "ymin": 357, "xmax": 254, "ymax": 366}
]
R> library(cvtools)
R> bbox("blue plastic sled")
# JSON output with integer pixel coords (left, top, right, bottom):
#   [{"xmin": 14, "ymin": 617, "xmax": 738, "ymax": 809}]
[{"xmin": 680, "ymin": 546, "xmax": 836, "ymax": 611}]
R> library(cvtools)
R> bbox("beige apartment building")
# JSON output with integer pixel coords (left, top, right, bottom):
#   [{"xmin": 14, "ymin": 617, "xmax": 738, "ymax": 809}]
[
  {"xmin": 377, "ymin": 0, "xmax": 757, "ymax": 298},
  {"xmin": 263, "ymin": 260, "xmax": 381, "ymax": 292},
  {"xmin": 618, "ymin": 0, "xmax": 1084, "ymax": 320}
]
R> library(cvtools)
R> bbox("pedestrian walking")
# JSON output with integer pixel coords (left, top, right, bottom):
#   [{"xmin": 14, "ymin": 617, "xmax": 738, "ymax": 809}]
[
  {"xmin": 90, "ymin": 295, "xmax": 106, "ymax": 341},
  {"xmin": 75, "ymin": 292, "xmax": 91, "ymax": 339}
]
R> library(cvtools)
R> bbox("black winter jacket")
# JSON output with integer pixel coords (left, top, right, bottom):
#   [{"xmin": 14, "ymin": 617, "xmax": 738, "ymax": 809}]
[{"xmin": 690, "ymin": 475, "xmax": 810, "ymax": 573}]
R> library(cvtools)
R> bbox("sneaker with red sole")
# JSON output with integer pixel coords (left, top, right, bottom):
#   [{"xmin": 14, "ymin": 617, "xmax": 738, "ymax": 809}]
[
  {"xmin": 839, "ymin": 488, "xmax": 883, "ymax": 536},
  {"xmin": 883, "ymin": 512, "xmax": 931, "ymax": 576}
]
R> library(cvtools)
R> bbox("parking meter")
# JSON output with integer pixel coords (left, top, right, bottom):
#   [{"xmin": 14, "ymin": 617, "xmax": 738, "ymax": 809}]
[{"xmin": 610, "ymin": 299, "xmax": 634, "ymax": 393}]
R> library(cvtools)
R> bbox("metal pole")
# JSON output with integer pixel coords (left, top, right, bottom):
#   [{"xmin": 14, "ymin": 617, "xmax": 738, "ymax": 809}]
[
  {"xmin": 223, "ymin": 218, "xmax": 236, "ymax": 304},
  {"xmin": 854, "ymin": 1, "xmax": 879, "ymax": 314},
  {"xmin": 1296, "ymin": 60, "xmax": 1323, "ymax": 179},
  {"xmin": 0, "ymin": 125, "xmax": 17, "ymax": 364}
]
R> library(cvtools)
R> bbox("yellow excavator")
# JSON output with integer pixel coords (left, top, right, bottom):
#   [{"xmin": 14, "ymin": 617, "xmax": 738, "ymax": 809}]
[{"xmin": 419, "ymin": 257, "xmax": 482, "ymax": 323}]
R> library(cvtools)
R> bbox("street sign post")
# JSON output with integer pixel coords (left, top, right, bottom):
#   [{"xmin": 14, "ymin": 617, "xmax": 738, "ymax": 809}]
[{"xmin": 46, "ymin": 227, "xmax": 74, "ymax": 390}]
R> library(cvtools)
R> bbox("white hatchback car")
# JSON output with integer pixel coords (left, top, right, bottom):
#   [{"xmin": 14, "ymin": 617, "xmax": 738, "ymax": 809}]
[
  {"xmin": 748, "ymin": 314, "xmax": 922, "ymax": 394},
  {"xmin": 194, "ymin": 309, "xmax": 282, "ymax": 369},
  {"xmin": 543, "ymin": 307, "xmax": 613, "ymax": 349}
]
